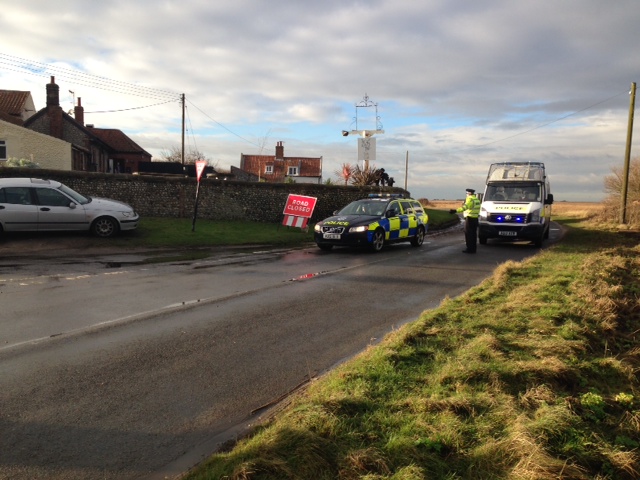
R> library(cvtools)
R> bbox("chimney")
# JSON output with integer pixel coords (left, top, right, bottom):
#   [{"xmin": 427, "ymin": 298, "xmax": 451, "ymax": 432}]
[
  {"xmin": 46, "ymin": 76, "xmax": 60, "ymax": 107},
  {"xmin": 46, "ymin": 76, "xmax": 64, "ymax": 139},
  {"xmin": 74, "ymin": 97, "xmax": 84, "ymax": 126},
  {"xmin": 275, "ymin": 141, "xmax": 284, "ymax": 160}
]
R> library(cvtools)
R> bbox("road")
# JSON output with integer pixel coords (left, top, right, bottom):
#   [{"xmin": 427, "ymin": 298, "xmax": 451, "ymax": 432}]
[{"xmin": 0, "ymin": 224, "xmax": 562, "ymax": 479}]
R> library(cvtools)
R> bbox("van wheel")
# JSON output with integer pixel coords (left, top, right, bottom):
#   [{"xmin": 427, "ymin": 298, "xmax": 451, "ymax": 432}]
[
  {"xmin": 411, "ymin": 226, "xmax": 425, "ymax": 247},
  {"xmin": 371, "ymin": 229, "xmax": 385, "ymax": 252},
  {"xmin": 479, "ymin": 236, "xmax": 487, "ymax": 245}
]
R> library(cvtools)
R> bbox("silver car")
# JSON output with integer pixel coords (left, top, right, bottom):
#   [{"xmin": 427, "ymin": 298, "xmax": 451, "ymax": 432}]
[{"xmin": 0, "ymin": 177, "xmax": 139, "ymax": 238}]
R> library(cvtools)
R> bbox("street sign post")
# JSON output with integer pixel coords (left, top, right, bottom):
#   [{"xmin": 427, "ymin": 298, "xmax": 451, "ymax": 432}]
[{"xmin": 192, "ymin": 160, "xmax": 208, "ymax": 232}]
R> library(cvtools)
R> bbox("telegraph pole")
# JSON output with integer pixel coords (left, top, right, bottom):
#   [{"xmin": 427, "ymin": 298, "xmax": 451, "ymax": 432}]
[
  {"xmin": 620, "ymin": 82, "xmax": 636, "ymax": 224},
  {"xmin": 181, "ymin": 93, "xmax": 186, "ymax": 166}
]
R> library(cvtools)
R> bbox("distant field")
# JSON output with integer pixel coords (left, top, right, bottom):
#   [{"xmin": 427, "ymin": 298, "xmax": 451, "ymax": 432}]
[{"xmin": 428, "ymin": 200, "xmax": 603, "ymax": 219}]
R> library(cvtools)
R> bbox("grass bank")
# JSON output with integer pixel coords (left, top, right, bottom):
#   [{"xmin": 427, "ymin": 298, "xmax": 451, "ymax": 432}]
[{"xmin": 183, "ymin": 208, "xmax": 640, "ymax": 479}]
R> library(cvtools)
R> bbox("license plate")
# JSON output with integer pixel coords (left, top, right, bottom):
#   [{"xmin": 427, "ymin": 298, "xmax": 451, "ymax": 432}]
[
  {"xmin": 323, "ymin": 233, "xmax": 341, "ymax": 240},
  {"xmin": 499, "ymin": 231, "xmax": 517, "ymax": 236}
]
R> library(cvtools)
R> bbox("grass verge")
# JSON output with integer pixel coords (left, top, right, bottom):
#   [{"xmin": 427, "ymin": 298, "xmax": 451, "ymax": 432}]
[{"xmin": 183, "ymin": 213, "xmax": 640, "ymax": 479}]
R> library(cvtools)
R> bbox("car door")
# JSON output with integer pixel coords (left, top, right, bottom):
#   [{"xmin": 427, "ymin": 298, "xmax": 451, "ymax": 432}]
[
  {"xmin": 0, "ymin": 187, "xmax": 39, "ymax": 231},
  {"xmin": 386, "ymin": 200, "xmax": 402, "ymax": 239},
  {"xmin": 34, "ymin": 187, "xmax": 90, "ymax": 231},
  {"xmin": 397, "ymin": 200, "xmax": 414, "ymax": 238}
]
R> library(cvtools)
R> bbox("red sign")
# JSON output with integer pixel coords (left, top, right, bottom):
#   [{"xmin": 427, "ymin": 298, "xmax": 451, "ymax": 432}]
[
  {"xmin": 195, "ymin": 160, "xmax": 207, "ymax": 182},
  {"xmin": 283, "ymin": 194, "xmax": 317, "ymax": 219}
]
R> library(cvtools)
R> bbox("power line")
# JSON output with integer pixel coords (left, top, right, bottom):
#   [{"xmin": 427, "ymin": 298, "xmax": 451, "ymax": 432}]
[
  {"xmin": 0, "ymin": 52, "xmax": 178, "ymax": 101},
  {"xmin": 186, "ymin": 98, "xmax": 262, "ymax": 149}
]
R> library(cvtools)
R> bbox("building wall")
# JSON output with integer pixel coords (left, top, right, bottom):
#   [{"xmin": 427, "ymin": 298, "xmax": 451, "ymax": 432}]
[
  {"xmin": 0, "ymin": 168, "xmax": 408, "ymax": 223},
  {"xmin": 0, "ymin": 121, "xmax": 73, "ymax": 169}
]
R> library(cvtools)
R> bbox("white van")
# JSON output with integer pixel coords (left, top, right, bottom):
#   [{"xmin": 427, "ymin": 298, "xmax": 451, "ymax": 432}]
[{"xmin": 478, "ymin": 162, "xmax": 553, "ymax": 247}]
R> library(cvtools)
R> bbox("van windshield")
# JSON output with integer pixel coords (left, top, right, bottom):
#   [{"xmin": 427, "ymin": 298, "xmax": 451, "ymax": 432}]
[{"xmin": 485, "ymin": 183, "xmax": 541, "ymax": 202}]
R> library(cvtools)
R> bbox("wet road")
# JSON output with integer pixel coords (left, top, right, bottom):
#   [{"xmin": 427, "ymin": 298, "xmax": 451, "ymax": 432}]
[{"xmin": 0, "ymin": 225, "xmax": 562, "ymax": 479}]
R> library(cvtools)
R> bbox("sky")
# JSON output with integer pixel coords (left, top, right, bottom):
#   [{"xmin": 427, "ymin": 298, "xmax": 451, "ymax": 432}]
[{"xmin": 1, "ymin": 0, "xmax": 639, "ymax": 201}]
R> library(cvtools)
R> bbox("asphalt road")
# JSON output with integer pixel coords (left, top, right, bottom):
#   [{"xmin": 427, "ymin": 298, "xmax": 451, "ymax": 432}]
[{"xmin": 0, "ymin": 224, "xmax": 563, "ymax": 479}]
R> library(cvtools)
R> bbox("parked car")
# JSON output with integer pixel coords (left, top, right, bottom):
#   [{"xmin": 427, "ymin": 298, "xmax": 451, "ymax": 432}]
[
  {"xmin": 313, "ymin": 194, "xmax": 428, "ymax": 252},
  {"xmin": 0, "ymin": 177, "xmax": 139, "ymax": 238}
]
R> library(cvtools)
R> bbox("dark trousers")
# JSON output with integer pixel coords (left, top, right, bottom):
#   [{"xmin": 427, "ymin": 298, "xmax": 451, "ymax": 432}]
[{"xmin": 464, "ymin": 216, "xmax": 479, "ymax": 252}]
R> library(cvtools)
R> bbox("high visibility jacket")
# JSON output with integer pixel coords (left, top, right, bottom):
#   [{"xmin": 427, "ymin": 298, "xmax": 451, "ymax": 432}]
[{"xmin": 456, "ymin": 194, "xmax": 481, "ymax": 218}]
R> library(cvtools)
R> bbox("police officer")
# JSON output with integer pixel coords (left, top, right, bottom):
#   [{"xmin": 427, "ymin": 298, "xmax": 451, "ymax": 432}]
[{"xmin": 449, "ymin": 188, "xmax": 481, "ymax": 253}]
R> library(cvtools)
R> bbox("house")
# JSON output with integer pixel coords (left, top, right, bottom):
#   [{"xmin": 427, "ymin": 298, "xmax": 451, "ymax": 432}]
[
  {"xmin": 0, "ymin": 117, "xmax": 73, "ymax": 167},
  {"xmin": 21, "ymin": 76, "xmax": 151, "ymax": 173},
  {"xmin": 239, "ymin": 141, "xmax": 322, "ymax": 183},
  {"xmin": 0, "ymin": 89, "xmax": 36, "ymax": 124}
]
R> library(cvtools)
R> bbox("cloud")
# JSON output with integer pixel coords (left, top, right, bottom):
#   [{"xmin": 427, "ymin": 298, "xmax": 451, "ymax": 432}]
[{"xmin": 1, "ymin": 0, "xmax": 639, "ymax": 201}]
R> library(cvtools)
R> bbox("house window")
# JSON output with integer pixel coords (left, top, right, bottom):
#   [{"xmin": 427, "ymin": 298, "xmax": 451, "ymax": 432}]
[
  {"xmin": 0, "ymin": 140, "xmax": 6, "ymax": 161},
  {"xmin": 265, "ymin": 165, "xmax": 273, "ymax": 174},
  {"xmin": 287, "ymin": 166, "xmax": 298, "ymax": 176}
]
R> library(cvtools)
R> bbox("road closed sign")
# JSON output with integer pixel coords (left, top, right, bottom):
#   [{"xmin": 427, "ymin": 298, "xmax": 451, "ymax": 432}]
[{"xmin": 283, "ymin": 194, "xmax": 317, "ymax": 218}]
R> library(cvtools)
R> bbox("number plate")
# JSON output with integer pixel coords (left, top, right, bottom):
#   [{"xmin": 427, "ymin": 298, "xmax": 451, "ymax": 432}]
[
  {"xmin": 323, "ymin": 233, "xmax": 341, "ymax": 240},
  {"xmin": 499, "ymin": 231, "xmax": 517, "ymax": 236}
]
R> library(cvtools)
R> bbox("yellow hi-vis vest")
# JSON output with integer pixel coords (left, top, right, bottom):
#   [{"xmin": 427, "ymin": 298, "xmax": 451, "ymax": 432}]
[{"xmin": 456, "ymin": 194, "xmax": 481, "ymax": 218}]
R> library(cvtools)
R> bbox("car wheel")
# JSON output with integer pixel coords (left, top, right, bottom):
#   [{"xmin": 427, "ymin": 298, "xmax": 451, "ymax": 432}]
[
  {"xmin": 479, "ymin": 236, "xmax": 487, "ymax": 245},
  {"xmin": 318, "ymin": 244, "xmax": 333, "ymax": 251},
  {"xmin": 91, "ymin": 216, "xmax": 119, "ymax": 238},
  {"xmin": 370, "ymin": 229, "xmax": 385, "ymax": 252},
  {"xmin": 410, "ymin": 226, "xmax": 425, "ymax": 247}
]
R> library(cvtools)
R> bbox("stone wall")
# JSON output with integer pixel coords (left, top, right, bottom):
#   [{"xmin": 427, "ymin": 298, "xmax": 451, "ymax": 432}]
[{"xmin": 0, "ymin": 168, "xmax": 409, "ymax": 223}]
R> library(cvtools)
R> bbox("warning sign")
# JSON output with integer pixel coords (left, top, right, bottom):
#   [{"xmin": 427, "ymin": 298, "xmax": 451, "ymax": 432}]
[
  {"xmin": 195, "ymin": 160, "xmax": 207, "ymax": 182},
  {"xmin": 282, "ymin": 194, "xmax": 317, "ymax": 218}
]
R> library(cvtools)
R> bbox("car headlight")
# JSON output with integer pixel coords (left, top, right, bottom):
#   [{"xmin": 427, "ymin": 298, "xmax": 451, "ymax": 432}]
[
  {"xmin": 530, "ymin": 208, "xmax": 541, "ymax": 223},
  {"xmin": 479, "ymin": 207, "xmax": 488, "ymax": 220},
  {"xmin": 314, "ymin": 223, "xmax": 322, "ymax": 232},
  {"xmin": 121, "ymin": 211, "xmax": 133, "ymax": 217},
  {"xmin": 349, "ymin": 225, "xmax": 369, "ymax": 233}
]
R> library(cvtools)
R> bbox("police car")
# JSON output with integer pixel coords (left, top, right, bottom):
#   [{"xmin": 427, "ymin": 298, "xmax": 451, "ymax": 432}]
[{"xmin": 314, "ymin": 194, "xmax": 428, "ymax": 252}]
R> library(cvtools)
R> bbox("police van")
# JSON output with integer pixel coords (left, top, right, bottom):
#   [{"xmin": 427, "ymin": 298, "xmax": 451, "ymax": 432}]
[
  {"xmin": 314, "ymin": 194, "xmax": 428, "ymax": 252},
  {"xmin": 478, "ymin": 162, "xmax": 553, "ymax": 247}
]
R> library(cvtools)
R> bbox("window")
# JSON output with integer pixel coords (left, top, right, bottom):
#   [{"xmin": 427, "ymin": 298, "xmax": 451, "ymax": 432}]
[
  {"xmin": 0, "ymin": 140, "xmax": 6, "ymax": 161},
  {"xmin": 3, "ymin": 187, "xmax": 33, "ymax": 205},
  {"xmin": 287, "ymin": 166, "xmax": 298, "ymax": 176},
  {"xmin": 36, "ymin": 188, "xmax": 72, "ymax": 207},
  {"xmin": 265, "ymin": 165, "xmax": 273, "ymax": 174}
]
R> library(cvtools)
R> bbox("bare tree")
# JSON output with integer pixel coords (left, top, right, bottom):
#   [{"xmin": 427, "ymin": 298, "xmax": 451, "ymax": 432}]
[
  {"xmin": 602, "ymin": 157, "xmax": 640, "ymax": 225},
  {"xmin": 159, "ymin": 146, "xmax": 217, "ymax": 167}
]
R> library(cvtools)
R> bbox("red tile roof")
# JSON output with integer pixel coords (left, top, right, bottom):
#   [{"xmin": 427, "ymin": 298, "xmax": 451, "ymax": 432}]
[
  {"xmin": 85, "ymin": 127, "xmax": 151, "ymax": 155},
  {"xmin": 0, "ymin": 90, "xmax": 31, "ymax": 118}
]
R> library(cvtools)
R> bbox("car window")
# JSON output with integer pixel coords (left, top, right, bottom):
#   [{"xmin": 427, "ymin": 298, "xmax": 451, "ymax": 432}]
[
  {"xmin": 2, "ymin": 187, "xmax": 33, "ymax": 205},
  {"xmin": 386, "ymin": 201, "xmax": 400, "ymax": 216},
  {"xmin": 0, "ymin": 188, "xmax": 5, "ymax": 203},
  {"xmin": 36, "ymin": 188, "xmax": 73, "ymax": 207},
  {"xmin": 411, "ymin": 201, "xmax": 425, "ymax": 214}
]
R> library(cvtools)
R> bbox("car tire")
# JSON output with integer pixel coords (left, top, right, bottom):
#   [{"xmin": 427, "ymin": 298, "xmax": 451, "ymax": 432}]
[
  {"xmin": 91, "ymin": 216, "xmax": 119, "ymax": 238},
  {"xmin": 370, "ymin": 229, "xmax": 385, "ymax": 252},
  {"xmin": 318, "ymin": 244, "xmax": 333, "ymax": 251},
  {"xmin": 410, "ymin": 226, "xmax": 425, "ymax": 247}
]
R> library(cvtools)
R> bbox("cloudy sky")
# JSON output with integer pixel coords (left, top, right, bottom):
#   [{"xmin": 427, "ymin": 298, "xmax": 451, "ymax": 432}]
[{"xmin": 2, "ymin": 0, "xmax": 639, "ymax": 201}]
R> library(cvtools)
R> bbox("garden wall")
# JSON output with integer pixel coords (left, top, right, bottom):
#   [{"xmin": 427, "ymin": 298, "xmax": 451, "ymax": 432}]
[{"xmin": 0, "ymin": 168, "xmax": 409, "ymax": 223}]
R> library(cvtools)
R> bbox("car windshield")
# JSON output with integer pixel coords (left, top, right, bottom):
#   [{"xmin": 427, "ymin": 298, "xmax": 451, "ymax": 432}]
[
  {"xmin": 338, "ymin": 200, "xmax": 387, "ymax": 216},
  {"xmin": 58, "ymin": 184, "xmax": 90, "ymax": 205},
  {"xmin": 485, "ymin": 183, "xmax": 541, "ymax": 202}
]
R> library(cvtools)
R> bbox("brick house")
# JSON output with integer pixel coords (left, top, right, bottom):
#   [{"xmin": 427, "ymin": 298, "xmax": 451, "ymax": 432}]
[
  {"xmin": 22, "ymin": 76, "xmax": 151, "ymax": 173},
  {"xmin": 239, "ymin": 141, "xmax": 322, "ymax": 183}
]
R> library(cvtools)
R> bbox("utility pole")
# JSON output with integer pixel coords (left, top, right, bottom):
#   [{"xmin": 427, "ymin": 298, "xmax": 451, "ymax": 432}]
[
  {"xmin": 620, "ymin": 82, "xmax": 636, "ymax": 224},
  {"xmin": 181, "ymin": 94, "xmax": 186, "ymax": 166},
  {"xmin": 404, "ymin": 151, "xmax": 409, "ymax": 191}
]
